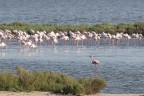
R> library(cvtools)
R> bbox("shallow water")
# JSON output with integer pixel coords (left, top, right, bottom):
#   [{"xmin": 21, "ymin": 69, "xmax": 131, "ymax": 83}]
[
  {"xmin": 0, "ymin": 0, "xmax": 144, "ymax": 24},
  {"xmin": 1, "ymin": 0, "xmax": 144, "ymax": 93},
  {"xmin": 0, "ymin": 40, "xmax": 144, "ymax": 94}
]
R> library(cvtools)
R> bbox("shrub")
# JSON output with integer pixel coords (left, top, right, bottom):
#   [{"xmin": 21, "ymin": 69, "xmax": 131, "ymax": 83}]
[
  {"xmin": 78, "ymin": 78, "xmax": 106, "ymax": 94},
  {"xmin": 0, "ymin": 66, "xmax": 106, "ymax": 95},
  {"xmin": 0, "ymin": 72, "xmax": 19, "ymax": 91}
]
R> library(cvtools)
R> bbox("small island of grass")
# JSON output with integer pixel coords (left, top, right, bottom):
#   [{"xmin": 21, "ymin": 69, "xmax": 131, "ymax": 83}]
[{"xmin": 0, "ymin": 21, "xmax": 144, "ymax": 35}]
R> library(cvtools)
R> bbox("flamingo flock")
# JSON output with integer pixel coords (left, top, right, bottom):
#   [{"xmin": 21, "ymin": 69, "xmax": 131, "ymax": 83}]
[{"xmin": 0, "ymin": 29, "xmax": 143, "ymax": 51}]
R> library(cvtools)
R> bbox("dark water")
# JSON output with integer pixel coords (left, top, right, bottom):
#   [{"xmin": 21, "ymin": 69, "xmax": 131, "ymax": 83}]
[
  {"xmin": 0, "ymin": 0, "xmax": 144, "ymax": 24},
  {"xmin": 0, "ymin": 40, "xmax": 144, "ymax": 94}
]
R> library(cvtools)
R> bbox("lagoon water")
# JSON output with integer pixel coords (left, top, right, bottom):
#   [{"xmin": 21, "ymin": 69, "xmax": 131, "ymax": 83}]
[
  {"xmin": 0, "ymin": 0, "xmax": 144, "ymax": 94},
  {"xmin": 0, "ymin": 40, "xmax": 144, "ymax": 94},
  {"xmin": 0, "ymin": 0, "xmax": 144, "ymax": 24}
]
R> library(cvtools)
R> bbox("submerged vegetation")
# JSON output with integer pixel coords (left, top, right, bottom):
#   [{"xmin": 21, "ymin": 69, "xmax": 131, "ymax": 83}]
[
  {"xmin": 0, "ymin": 22, "xmax": 144, "ymax": 35},
  {"xmin": 0, "ymin": 66, "xmax": 106, "ymax": 95}
]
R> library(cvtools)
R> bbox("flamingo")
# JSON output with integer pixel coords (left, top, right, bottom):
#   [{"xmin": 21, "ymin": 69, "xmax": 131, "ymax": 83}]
[
  {"xmin": 92, "ymin": 33, "xmax": 100, "ymax": 45},
  {"xmin": 90, "ymin": 55, "xmax": 100, "ymax": 65},
  {"xmin": 89, "ymin": 55, "xmax": 100, "ymax": 71},
  {"xmin": 74, "ymin": 34, "xmax": 81, "ymax": 47},
  {"xmin": 30, "ymin": 43, "xmax": 37, "ymax": 49},
  {"xmin": 39, "ymin": 37, "xmax": 43, "ymax": 46},
  {"xmin": 60, "ymin": 35, "xmax": 69, "ymax": 45},
  {"xmin": 0, "ymin": 42, "xmax": 7, "ymax": 52},
  {"xmin": 26, "ymin": 40, "xmax": 33, "ymax": 47},
  {"xmin": 80, "ymin": 34, "xmax": 87, "ymax": 46},
  {"xmin": 101, "ymin": 32, "xmax": 108, "ymax": 44},
  {"xmin": 0, "ymin": 42, "xmax": 7, "ymax": 48}
]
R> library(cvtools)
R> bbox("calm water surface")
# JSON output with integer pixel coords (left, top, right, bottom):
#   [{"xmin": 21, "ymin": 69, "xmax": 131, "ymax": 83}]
[
  {"xmin": 0, "ymin": 0, "xmax": 144, "ymax": 24},
  {"xmin": 0, "ymin": 40, "xmax": 144, "ymax": 94},
  {"xmin": 0, "ymin": 0, "xmax": 144, "ymax": 93}
]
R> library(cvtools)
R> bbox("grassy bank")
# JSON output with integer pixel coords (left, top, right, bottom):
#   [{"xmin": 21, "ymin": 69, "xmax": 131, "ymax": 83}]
[
  {"xmin": 0, "ymin": 66, "xmax": 106, "ymax": 95},
  {"xmin": 0, "ymin": 22, "xmax": 144, "ymax": 35}
]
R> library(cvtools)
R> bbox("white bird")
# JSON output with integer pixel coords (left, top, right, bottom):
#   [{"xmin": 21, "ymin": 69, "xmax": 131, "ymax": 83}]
[
  {"xmin": 0, "ymin": 42, "xmax": 7, "ymax": 48},
  {"xmin": 30, "ymin": 44, "xmax": 37, "ymax": 48}
]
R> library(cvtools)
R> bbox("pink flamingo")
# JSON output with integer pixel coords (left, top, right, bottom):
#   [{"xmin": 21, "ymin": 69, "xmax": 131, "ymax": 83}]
[
  {"xmin": 80, "ymin": 34, "xmax": 87, "ymax": 46},
  {"xmin": 89, "ymin": 55, "xmax": 100, "ymax": 71},
  {"xmin": 90, "ymin": 55, "xmax": 100, "ymax": 64},
  {"xmin": 74, "ymin": 34, "xmax": 81, "ymax": 47}
]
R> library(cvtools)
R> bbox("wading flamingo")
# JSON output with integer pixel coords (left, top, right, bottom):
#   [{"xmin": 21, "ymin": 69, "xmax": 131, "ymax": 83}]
[
  {"xmin": 0, "ymin": 42, "xmax": 7, "ymax": 52},
  {"xmin": 0, "ymin": 42, "xmax": 7, "ymax": 48},
  {"xmin": 90, "ymin": 55, "xmax": 100, "ymax": 64},
  {"xmin": 89, "ymin": 55, "xmax": 100, "ymax": 71}
]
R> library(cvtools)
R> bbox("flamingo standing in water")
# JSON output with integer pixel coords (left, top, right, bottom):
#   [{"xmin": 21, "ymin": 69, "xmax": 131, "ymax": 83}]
[
  {"xmin": 0, "ymin": 42, "xmax": 7, "ymax": 48},
  {"xmin": 0, "ymin": 42, "xmax": 7, "ymax": 52},
  {"xmin": 89, "ymin": 55, "xmax": 100, "ymax": 71}
]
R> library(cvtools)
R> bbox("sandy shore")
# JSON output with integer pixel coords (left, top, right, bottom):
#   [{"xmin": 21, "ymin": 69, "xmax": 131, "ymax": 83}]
[{"xmin": 0, "ymin": 91, "xmax": 143, "ymax": 96}]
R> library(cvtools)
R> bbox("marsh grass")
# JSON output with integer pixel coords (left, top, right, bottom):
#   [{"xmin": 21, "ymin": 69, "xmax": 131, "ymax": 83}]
[
  {"xmin": 78, "ymin": 78, "xmax": 106, "ymax": 94},
  {"xmin": 0, "ymin": 22, "xmax": 144, "ymax": 35},
  {"xmin": 0, "ymin": 66, "xmax": 106, "ymax": 95}
]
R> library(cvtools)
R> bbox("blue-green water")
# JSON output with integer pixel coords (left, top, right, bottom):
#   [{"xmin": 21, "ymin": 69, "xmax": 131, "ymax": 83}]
[
  {"xmin": 0, "ymin": 40, "xmax": 144, "ymax": 93},
  {"xmin": 0, "ymin": 0, "xmax": 144, "ymax": 24},
  {"xmin": 0, "ymin": 0, "xmax": 144, "ymax": 93}
]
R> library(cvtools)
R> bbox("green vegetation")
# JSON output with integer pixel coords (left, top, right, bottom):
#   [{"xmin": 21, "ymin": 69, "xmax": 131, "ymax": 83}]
[
  {"xmin": 1, "ymin": 22, "xmax": 144, "ymax": 35},
  {"xmin": 0, "ymin": 66, "xmax": 106, "ymax": 95}
]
